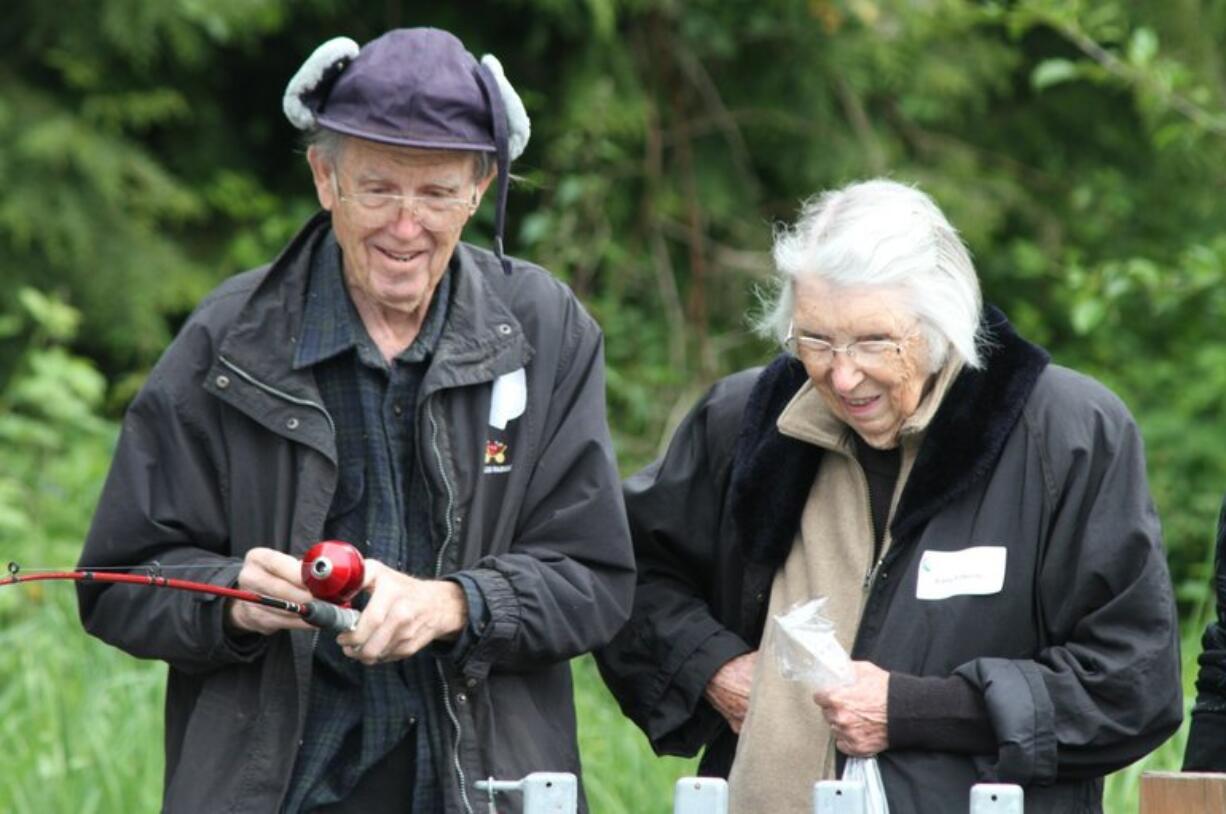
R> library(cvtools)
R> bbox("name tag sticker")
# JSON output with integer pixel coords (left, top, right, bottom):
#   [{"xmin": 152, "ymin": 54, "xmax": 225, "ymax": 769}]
[
  {"xmin": 488, "ymin": 367, "xmax": 527, "ymax": 430},
  {"xmin": 915, "ymin": 546, "xmax": 1007, "ymax": 600}
]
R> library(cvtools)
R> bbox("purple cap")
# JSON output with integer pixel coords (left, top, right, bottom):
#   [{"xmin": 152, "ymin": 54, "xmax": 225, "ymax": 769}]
[
  {"xmin": 314, "ymin": 28, "xmax": 495, "ymax": 153},
  {"xmin": 285, "ymin": 28, "xmax": 530, "ymax": 272}
]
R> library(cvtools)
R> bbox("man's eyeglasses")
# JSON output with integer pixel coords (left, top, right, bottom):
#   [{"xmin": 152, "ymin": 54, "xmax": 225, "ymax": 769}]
[
  {"xmin": 784, "ymin": 322, "xmax": 909, "ymax": 372},
  {"xmin": 331, "ymin": 174, "xmax": 477, "ymax": 231}
]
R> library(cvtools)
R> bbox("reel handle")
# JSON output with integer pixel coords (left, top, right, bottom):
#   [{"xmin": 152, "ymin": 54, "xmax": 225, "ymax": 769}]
[{"xmin": 301, "ymin": 541, "xmax": 365, "ymax": 605}]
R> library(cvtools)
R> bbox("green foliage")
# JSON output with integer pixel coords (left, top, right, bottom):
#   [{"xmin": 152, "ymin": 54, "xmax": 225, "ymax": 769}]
[
  {"xmin": 0, "ymin": 291, "xmax": 161, "ymax": 813},
  {"xmin": 573, "ymin": 655, "xmax": 699, "ymax": 813},
  {"xmin": 0, "ymin": 290, "xmax": 114, "ymax": 543}
]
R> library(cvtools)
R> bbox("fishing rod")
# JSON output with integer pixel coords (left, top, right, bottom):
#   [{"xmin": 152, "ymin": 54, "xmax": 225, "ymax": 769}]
[{"xmin": 3, "ymin": 540, "xmax": 366, "ymax": 634}]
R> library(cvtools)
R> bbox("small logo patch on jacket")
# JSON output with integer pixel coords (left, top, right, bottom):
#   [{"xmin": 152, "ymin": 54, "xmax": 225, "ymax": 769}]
[{"xmin": 484, "ymin": 440, "xmax": 512, "ymax": 474}]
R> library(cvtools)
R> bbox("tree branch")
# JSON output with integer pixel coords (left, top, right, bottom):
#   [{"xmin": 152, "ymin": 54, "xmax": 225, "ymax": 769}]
[{"xmin": 1053, "ymin": 17, "xmax": 1226, "ymax": 137}]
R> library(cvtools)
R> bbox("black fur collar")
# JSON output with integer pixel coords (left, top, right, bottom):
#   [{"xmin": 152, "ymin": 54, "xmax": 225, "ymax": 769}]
[{"xmin": 728, "ymin": 306, "xmax": 1050, "ymax": 566}]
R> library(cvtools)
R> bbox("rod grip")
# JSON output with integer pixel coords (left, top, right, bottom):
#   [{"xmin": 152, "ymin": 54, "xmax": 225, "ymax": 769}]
[{"xmin": 303, "ymin": 601, "xmax": 360, "ymax": 633}]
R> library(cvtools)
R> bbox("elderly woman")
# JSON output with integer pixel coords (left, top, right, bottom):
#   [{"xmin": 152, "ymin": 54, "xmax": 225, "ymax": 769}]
[{"xmin": 597, "ymin": 179, "xmax": 1181, "ymax": 812}]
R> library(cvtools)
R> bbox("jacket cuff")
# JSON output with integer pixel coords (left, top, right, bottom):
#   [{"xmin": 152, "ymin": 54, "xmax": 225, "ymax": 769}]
[
  {"xmin": 887, "ymin": 673, "xmax": 997, "ymax": 754},
  {"xmin": 209, "ymin": 562, "xmax": 269, "ymax": 662},
  {"xmin": 432, "ymin": 575, "xmax": 489, "ymax": 662},
  {"xmin": 954, "ymin": 658, "xmax": 1057, "ymax": 784},
  {"xmin": 444, "ymin": 566, "xmax": 517, "ymax": 681},
  {"xmin": 647, "ymin": 629, "xmax": 752, "ymax": 753}
]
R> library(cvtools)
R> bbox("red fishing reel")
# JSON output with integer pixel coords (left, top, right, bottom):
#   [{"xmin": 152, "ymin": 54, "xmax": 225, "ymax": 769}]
[{"xmin": 301, "ymin": 541, "xmax": 365, "ymax": 605}]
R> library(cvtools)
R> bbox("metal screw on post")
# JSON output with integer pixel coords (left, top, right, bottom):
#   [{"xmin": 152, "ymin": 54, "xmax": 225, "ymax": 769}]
[
  {"xmin": 673, "ymin": 777, "xmax": 728, "ymax": 813},
  {"xmin": 970, "ymin": 783, "xmax": 1024, "ymax": 813},
  {"xmin": 473, "ymin": 772, "xmax": 577, "ymax": 814},
  {"xmin": 813, "ymin": 780, "xmax": 867, "ymax": 814}
]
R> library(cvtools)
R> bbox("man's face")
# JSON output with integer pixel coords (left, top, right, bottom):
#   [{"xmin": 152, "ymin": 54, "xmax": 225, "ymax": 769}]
[{"xmin": 308, "ymin": 137, "xmax": 493, "ymax": 319}]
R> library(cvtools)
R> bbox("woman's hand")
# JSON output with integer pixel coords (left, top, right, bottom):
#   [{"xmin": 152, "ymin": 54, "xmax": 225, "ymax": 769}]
[
  {"xmin": 812, "ymin": 660, "xmax": 890, "ymax": 756},
  {"xmin": 704, "ymin": 651, "xmax": 759, "ymax": 733}
]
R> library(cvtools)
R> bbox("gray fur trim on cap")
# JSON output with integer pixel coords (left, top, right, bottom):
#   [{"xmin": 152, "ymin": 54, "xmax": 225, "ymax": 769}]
[
  {"xmin": 283, "ymin": 36, "xmax": 360, "ymax": 130},
  {"xmin": 480, "ymin": 54, "xmax": 531, "ymax": 161}
]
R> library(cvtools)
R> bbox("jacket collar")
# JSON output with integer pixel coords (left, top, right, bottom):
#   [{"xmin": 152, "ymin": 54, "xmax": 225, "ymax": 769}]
[
  {"xmin": 421, "ymin": 241, "xmax": 533, "ymax": 398},
  {"xmin": 216, "ymin": 214, "xmax": 531, "ymax": 403},
  {"xmin": 729, "ymin": 306, "xmax": 1050, "ymax": 565}
]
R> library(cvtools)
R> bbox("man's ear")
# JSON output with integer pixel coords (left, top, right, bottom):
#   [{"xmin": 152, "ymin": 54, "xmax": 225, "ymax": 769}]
[
  {"xmin": 473, "ymin": 163, "xmax": 497, "ymax": 205},
  {"xmin": 306, "ymin": 146, "xmax": 337, "ymax": 211}
]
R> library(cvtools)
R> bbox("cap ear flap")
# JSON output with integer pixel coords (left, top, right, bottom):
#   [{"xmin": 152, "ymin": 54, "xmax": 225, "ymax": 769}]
[
  {"xmin": 283, "ymin": 36, "xmax": 361, "ymax": 130},
  {"xmin": 479, "ymin": 54, "xmax": 531, "ymax": 161}
]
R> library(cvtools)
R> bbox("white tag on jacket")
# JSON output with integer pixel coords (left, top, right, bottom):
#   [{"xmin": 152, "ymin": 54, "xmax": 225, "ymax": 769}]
[
  {"xmin": 488, "ymin": 367, "xmax": 527, "ymax": 430},
  {"xmin": 915, "ymin": 546, "xmax": 1007, "ymax": 600}
]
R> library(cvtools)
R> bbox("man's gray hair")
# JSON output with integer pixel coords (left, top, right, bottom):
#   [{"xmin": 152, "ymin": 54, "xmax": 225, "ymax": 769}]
[
  {"xmin": 759, "ymin": 178, "xmax": 984, "ymax": 370},
  {"xmin": 305, "ymin": 128, "xmax": 496, "ymax": 183}
]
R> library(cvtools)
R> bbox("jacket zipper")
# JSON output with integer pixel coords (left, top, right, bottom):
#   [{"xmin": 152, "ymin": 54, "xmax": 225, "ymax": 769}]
[
  {"xmin": 427, "ymin": 397, "xmax": 475, "ymax": 814},
  {"xmin": 224, "ymin": 357, "xmax": 476, "ymax": 813},
  {"xmin": 852, "ymin": 462, "xmax": 884, "ymax": 591}
]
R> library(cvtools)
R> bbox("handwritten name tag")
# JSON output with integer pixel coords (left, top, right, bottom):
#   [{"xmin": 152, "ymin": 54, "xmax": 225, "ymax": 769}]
[{"xmin": 915, "ymin": 546, "xmax": 1007, "ymax": 600}]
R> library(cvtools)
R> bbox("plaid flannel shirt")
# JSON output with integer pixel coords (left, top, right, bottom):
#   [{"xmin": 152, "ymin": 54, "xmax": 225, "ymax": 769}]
[{"xmin": 284, "ymin": 234, "xmax": 451, "ymax": 813}]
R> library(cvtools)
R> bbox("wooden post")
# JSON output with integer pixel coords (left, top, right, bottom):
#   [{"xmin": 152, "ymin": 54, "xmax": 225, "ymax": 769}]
[{"xmin": 1140, "ymin": 771, "xmax": 1226, "ymax": 814}]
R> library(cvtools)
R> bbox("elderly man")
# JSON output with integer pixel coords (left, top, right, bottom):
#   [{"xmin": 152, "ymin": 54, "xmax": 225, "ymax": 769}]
[
  {"xmin": 597, "ymin": 179, "xmax": 1181, "ymax": 812},
  {"xmin": 77, "ymin": 28, "xmax": 634, "ymax": 813}
]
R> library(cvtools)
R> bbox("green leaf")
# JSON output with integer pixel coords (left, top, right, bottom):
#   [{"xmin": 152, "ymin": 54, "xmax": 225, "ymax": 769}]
[
  {"xmin": 1070, "ymin": 298, "xmax": 1107, "ymax": 335},
  {"xmin": 1031, "ymin": 58, "xmax": 1080, "ymax": 91},
  {"xmin": 17, "ymin": 288, "xmax": 80, "ymax": 341},
  {"xmin": 1128, "ymin": 27, "xmax": 1158, "ymax": 67}
]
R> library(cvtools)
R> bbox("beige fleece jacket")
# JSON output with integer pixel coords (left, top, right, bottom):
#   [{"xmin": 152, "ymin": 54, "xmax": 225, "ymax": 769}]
[{"xmin": 727, "ymin": 360, "xmax": 960, "ymax": 813}]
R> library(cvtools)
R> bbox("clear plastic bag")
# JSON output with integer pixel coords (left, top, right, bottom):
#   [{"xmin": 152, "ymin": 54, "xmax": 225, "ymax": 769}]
[
  {"xmin": 773, "ymin": 597, "xmax": 854, "ymax": 689},
  {"xmin": 772, "ymin": 597, "xmax": 890, "ymax": 814},
  {"xmin": 843, "ymin": 756, "xmax": 889, "ymax": 814}
]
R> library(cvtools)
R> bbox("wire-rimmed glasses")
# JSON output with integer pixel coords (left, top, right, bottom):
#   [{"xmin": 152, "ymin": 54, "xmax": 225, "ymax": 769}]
[
  {"xmin": 331, "ymin": 174, "xmax": 478, "ymax": 231},
  {"xmin": 784, "ymin": 322, "xmax": 910, "ymax": 374}
]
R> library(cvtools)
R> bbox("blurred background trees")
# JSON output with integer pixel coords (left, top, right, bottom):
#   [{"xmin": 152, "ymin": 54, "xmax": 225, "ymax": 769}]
[{"xmin": 3, "ymin": 0, "xmax": 1226, "ymax": 810}]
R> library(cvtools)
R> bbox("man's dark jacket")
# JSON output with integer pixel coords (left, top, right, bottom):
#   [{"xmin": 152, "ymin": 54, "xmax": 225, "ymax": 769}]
[
  {"xmin": 77, "ymin": 213, "xmax": 635, "ymax": 813},
  {"xmin": 597, "ymin": 309, "xmax": 1181, "ymax": 813}
]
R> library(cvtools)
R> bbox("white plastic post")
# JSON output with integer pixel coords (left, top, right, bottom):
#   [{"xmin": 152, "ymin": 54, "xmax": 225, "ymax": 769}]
[
  {"xmin": 970, "ymin": 783, "xmax": 1024, "ymax": 813},
  {"xmin": 473, "ymin": 772, "xmax": 577, "ymax": 814},
  {"xmin": 674, "ymin": 776, "xmax": 729, "ymax": 814},
  {"xmin": 814, "ymin": 779, "xmax": 867, "ymax": 814}
]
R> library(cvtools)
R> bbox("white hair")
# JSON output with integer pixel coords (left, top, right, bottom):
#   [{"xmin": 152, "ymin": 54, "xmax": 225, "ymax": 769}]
[
  {"xmin": 304, "ymin": 128, "xmax": 496, "ymax": 183},
  {"xmin": 760, "ymin": 178, "xmax": 984, "ymax": 370}
]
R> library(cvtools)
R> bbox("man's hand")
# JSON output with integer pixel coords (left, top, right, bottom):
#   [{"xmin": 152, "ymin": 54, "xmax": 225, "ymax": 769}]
[
  {"xmin": 704, "ymin": 651, "xmax": 758, "ymax": 733},
  {"xmin": 812, "ymin": 660, "xmax": 890, "ymax": 756},
  {"xmin": 226, "ymin": 547, "xmax": 315, "ymax": 634},
  {"xmin": 336, "ymin": 559, "xmax": 468, "ymax": 665}
]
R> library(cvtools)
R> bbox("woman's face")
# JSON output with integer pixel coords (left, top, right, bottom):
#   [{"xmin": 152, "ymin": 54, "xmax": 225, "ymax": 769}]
[{"xmin": 790, "ymin": 277, "xmax": 933, "ymax": 449}]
